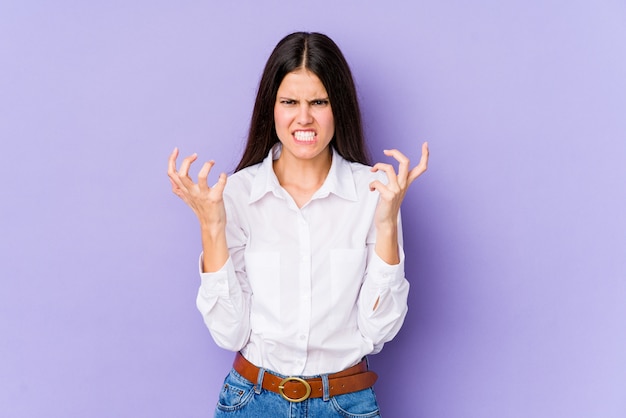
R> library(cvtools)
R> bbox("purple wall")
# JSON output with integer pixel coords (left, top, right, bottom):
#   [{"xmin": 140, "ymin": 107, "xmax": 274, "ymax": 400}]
[{"xmin": 2, "ymin": 1, "xmax": 625, "ymax": 417}]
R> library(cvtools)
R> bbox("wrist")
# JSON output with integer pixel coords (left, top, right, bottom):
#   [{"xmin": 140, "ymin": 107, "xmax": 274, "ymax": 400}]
[
  {"xmin": 199, "ymin": 220, "xmax": 226, "ymax": 240},
  {"xmin": 375, "ymin": 219, "xmax": 398, "ymax": 235}
]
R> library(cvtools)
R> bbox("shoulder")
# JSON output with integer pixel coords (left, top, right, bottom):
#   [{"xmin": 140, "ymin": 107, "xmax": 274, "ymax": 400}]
[
  {"xmin": 227, "ymin": 163, "xmax": 261, "ymax": 185},
  {"xmin": 223, "ymin": 163, "xmax": 261, "ymax": 199},
  {"xmin": 344, "ymin": 160, "xmax": 388, "ymax": 187}
]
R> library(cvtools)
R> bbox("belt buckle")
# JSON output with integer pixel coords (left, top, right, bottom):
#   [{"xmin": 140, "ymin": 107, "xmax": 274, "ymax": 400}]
[{"xmin": 278, "ymin": 376, "xmax": 311, "ymax": 403}]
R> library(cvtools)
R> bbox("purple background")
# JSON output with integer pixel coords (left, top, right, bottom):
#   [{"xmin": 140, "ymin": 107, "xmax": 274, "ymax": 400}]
[{"xmin": 2, "ymin": 1, "xmax": 625, "ymax": 417}]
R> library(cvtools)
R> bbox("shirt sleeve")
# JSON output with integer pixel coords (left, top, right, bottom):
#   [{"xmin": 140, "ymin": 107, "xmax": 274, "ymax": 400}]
[
  {"xmin": 357, "ymin": 212, "xmax": 410, "ymax": 353},
  {"xmin": 195, "ymin": 194, "xmax": 251, "ymax": 352}
]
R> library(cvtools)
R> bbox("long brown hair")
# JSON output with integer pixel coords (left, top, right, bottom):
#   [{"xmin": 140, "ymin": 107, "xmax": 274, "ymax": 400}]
[{"xmin": 235, "ymin": 32, "xmax": 370, "ymax": 172}]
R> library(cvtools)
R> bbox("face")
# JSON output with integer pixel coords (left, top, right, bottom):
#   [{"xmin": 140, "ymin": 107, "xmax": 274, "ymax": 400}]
[{"xmin": 274, "ymin": 69, "xmax": 335, "ymax": 165}]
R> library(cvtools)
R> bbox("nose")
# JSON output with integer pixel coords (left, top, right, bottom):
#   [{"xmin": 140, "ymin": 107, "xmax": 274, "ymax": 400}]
[{"xmin": 297, "ymin": 103, "xmax": 313, "ymax": 125}]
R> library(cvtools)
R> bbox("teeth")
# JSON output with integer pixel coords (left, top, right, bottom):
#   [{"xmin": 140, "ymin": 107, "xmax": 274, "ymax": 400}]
[{"xmin": 294, "ymin": 131, "xmax": 316, "ymax": 142}]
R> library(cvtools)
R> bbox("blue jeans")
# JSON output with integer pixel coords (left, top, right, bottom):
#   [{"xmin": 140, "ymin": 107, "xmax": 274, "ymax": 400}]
[{"xmin": 214, "ymin": 368, "xmax": 381, "ymax": 417}]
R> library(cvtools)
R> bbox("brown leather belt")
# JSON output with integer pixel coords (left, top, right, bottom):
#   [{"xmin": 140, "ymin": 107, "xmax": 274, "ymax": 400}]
[{"xmin": 233, "ymin": 352, "xmax": 378, "ymax": 403}]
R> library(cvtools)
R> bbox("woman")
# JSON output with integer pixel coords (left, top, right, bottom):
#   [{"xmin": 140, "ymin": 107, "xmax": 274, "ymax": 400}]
[{"xmin": 168, "ymin": 32, "xmax": 428, "ymax": 417}]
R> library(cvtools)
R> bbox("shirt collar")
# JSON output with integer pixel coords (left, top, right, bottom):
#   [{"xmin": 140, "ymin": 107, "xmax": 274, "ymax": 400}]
[{"xmin": 248, "ymin": 144, "xmax": 358, "ymax": 204}]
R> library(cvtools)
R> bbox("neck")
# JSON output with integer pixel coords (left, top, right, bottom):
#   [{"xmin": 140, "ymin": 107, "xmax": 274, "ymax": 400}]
[{"xmin": 273, "ymin": 148, "xmax": 332, "ymax": 201}]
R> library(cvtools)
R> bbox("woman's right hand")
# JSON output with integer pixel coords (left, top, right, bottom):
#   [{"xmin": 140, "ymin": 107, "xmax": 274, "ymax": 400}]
[{"xmin": 167, "ymin": 147, "xmax": 228, "ymax": 229}]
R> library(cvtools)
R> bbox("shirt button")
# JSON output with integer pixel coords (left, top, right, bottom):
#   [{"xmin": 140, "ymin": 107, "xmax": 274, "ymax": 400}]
[{"xmin": 299, "ymin": 335, "xmax": 306, "ymax": 341}]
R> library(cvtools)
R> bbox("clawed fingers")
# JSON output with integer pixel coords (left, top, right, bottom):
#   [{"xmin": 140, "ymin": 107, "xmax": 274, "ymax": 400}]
[
  {"xmin": 212, "ymin": 172, "xmax": 228, "ymax": 195},
  {"xmin": 168, "ymin": 147, "xmax": 188, "ymax": 193},
  {"xmin": 167, "ymin": 148, "xmax": 227, "ymax": 203},
  {"xmin": 167, "ymin": 147, "xmax": 179, "ymax": 175},
  {"xmin": 197, "ymin": 161, "xmax": 215, "ymax": 191},
  {"xmin": 407, "ymin": 142, "xmax": 429, "ymax": 184},
  {"xmin": 370, "ymin": 143, "xmax": 429, "ymax": 228},
  {"xmin": 371, "ymin": 162, "xmax": 398, "ymax": 187},
  {"xmin": 178, "ymin": 152, "xmax": 198, "ymax": 179},
  {"xmin": 375, "ymin": 143, "xmax": 429, "ymax": 188},
  {"xmin": 167, "ymin": 148, "xmax": 228, "ymax": 225},
  {"xmin": 383, "ymin": 149, "xmax": 410, "ymax": 183}
]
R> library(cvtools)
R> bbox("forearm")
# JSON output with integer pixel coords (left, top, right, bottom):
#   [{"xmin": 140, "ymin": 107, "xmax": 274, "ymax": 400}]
[
  {"xmin": 374, "ymin": 221, "xmax": 400, "ymax": 265},
  {"xmin": 200, "ymin": 221, "xmax": 230, "ymax": 272}
]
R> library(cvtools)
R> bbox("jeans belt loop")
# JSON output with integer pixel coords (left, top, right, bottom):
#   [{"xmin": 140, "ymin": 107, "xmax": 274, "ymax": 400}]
[
  {"xmin": 321, "ymin": 374, "xmax": 330, "ymax": 402},
  {"xmin": 255, "ymin": 367, "xmax": 265, "ymax": 395}
]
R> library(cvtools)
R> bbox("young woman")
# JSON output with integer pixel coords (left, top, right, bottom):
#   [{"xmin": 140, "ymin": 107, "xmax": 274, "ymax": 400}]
[{"xmin": 168, "ymin": 32, "xmax": 428, "ymax": 417}]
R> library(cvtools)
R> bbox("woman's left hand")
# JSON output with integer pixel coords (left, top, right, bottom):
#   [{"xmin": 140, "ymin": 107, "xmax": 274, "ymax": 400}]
[{"xmin": 370, "ymin": 142, "xmax": 429, "ymax": 229}]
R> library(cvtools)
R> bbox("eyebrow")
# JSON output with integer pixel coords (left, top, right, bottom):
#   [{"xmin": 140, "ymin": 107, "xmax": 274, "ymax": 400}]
[{"xmin": 277, "ymin": 96, "xmax": 330, "ymax": 102}]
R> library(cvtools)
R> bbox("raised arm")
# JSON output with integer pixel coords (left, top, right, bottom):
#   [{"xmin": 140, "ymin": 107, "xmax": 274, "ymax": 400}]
[
  {"xmin": 167, "ymin": 147, "xmax": 229, "ymax": 272},
  {"xmin": 369, "ymin": 142, "xmax": 429, "ymax": 264}
]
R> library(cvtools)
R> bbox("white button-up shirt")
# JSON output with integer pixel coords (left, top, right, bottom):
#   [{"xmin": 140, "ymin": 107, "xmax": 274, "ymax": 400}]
[{"xmin": 196, "ymin": 145, "xmax": 409, "ymax": 376}]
